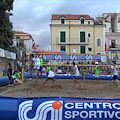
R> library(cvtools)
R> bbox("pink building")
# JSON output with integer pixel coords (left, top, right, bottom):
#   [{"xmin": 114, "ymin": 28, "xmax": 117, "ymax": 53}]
[{"xmin": 103, "ymin": 13, "xmax": 120, "ymax": 63}]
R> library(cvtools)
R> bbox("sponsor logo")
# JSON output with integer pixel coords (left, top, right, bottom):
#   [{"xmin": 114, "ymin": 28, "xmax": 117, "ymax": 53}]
[
  {"xmin": 54, "ymin": 55, "xmax": 61, "ymax": 60},
  {"xmin": 85, "ymin": 55, "xmax": 92, "ymax": 60},
  {"xmin": 18, "ymin": 100, "xmax": 63, "ymax": 120},
  {"xmin": 69, "ymin": 55, "xmax": 77, "ymax": 60},
  {"xmin": 18, "ymin": 99, "xmax": 120, "ymax": 120}
]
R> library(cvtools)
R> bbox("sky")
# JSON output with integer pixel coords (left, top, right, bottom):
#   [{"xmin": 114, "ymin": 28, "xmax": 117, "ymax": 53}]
[{"xmin": 10, "ymin": 0, "xmax": 120, "ymax": 50}]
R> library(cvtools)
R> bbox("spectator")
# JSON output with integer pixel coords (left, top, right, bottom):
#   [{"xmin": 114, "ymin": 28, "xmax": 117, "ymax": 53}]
[{"xmin": 7, "ymin": 63, "xmax": 12, "ymax": 85}]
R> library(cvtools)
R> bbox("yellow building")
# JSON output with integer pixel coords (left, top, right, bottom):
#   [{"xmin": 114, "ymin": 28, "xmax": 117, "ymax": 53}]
[{"xmin": 50, "ymin": 14, "xmax": 105, "ymax": 54}]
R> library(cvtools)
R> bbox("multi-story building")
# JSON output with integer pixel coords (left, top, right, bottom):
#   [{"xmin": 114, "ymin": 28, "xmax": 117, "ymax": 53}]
[
  {"xmin": 13, "ymin": 31, "xmax": 34, "ymax": 52},
  {"xmin": 102, "ymin": 13, "xmax": 120, "ymax": 63},
  {"xmin": 13, "ymin": 31, "xmax": 34, "ymax": 68},
  {"xmin": 50, "ymin": 14, "xmax": 105, "ymax": 54}
]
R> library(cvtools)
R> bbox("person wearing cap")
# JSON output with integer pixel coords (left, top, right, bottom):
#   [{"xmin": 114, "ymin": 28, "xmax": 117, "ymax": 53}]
[
  {"xmin": 94, "ymin": 62, "xmax": 100, "ymax": 82},
  {"xmin": 112, "ymin": 62, "xmax": 120, "ymax": 87}
]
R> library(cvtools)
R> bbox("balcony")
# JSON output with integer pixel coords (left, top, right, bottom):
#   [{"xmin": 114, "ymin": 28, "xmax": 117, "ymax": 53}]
[
  {"xmin": 57, "ymin": 38, "xmax": 89, "ymax": 45},
  {"xmin": 109, "ymin": 44, "xmax": 120, "ymax": 51}
]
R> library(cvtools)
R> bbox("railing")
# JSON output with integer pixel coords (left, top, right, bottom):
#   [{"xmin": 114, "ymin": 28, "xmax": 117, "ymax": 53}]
[
  {"xmin": 57, "ymin": 38, "xmax": 89, "ymax": 44},
  {"xmin": 109, "ymin": 44, "xmax": 120, "ymax": 50}
]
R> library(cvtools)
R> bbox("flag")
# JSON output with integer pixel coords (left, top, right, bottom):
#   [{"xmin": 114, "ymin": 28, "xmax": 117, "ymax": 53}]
[
  {"xmin": 104, "ymin": 42, "xmax": 107, "ymax": 51},
  {"xmin": 32, "ymin": 41, "xmax": 36, "ymax": 50}
]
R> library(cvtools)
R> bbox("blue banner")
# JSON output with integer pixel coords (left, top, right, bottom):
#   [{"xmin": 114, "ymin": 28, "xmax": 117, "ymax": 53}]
[
  {"xmin": 0, "ymin": 97, "xmax": 120, "ymax": 120},
  {"xmin": 37, "ymin": 54, "xmax": 101, "ymax": 60}
]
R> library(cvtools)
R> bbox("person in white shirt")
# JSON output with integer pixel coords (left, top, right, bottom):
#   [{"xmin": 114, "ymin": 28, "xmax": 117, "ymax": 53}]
[
  {"xmin": 57, "ymin": 66, "xmax": 62, "ymax": 74},
  {"xmin": 112, "ymin": 62, "xmax": 120, "ymax": 87},
  {"xmin": 73, "ymin": 62, "xmax": 81, "ymax": 86},
  {"xmin": 30, "ymin": 53, "xmax": 40, "ymax": 79},
  {"xmin": 43, "ymin": 67, "xmax": 55, "ymax": 86}
]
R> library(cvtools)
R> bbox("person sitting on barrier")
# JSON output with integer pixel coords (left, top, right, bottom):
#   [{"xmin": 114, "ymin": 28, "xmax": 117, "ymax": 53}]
[
  {"xmin": 46, "ymin": 66, "xmax": 51, "ymax": 76},
  {"xmin": 81, "ymin": 67, "xmax": 86, "ymax": 81},
  {"xmin": 14, "ymin": 71, "xmax": 22, "ymax": 84},
  {"xmin": 112, "ymin": 62, "xmax": 120, "ymax": 87},
  {"xmin": 8, "ymin": 70, "xmax": 22, "ymax": 86},
  {"xmin": 43, "ymin": 67, "xmax": 55, "ymax": 86},
  {"xmin": 94, "ymin": 62, "xmax": 100, "ymax": 82},
  {"xmin": 72, "ymin": 61, "xmax": 81, "ymax": 86}
]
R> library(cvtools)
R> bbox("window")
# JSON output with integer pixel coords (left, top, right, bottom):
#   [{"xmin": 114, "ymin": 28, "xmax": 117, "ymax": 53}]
[
  {"xmin": 16, "ymin": 36, "xmax": 20, "ymax": 39},
  {"xmin": 111, "ymin": 40, "xmax": 116, "ymax": 48},
  {"xmin": 73, "ymin": 48, "xmax": 76, "ymax": 53},
  {"xmin": 97, "ymin": 53, "xmax": 101, "ymax": 54},
  {"xmin": 88, "ymin": 47, "xmax": 92, "ymax": 51},
  {"xmin": 80, "ymin": 32, "xmax": 85, "ymax": 42},
  {"xmin": 61, "ymin": 19, "xmax": 65, "ymax": 24},
  {"xmin": 88, "ymin": 33, "xmax": 91, "ymax": 37},
  {"xmin": 97, "ymin": 39, "xmax": 101, "ymax": 46},
  {"xmin": 88, "ymin": 21, "xmax": 90, "ymax": 24},
  {"xmin": 60, "ymin": 31, "xmax": 66, "ymax": 42},
  {"xmin": 60, "ymin": 46, "xmax": 66, "ymax": 52},
  {"xmin": 80, "ymin": 46, "xmax": 86, "ymax": 54},
  {"xmin": 81, "ymin": 18, "xmax": 84, "ymax": 24}
]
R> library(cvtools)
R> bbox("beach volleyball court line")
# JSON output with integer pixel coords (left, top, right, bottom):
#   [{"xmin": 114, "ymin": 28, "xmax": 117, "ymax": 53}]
[{"xmin": 0, "ymin": 89, "xmax": 11, "ymax": 95}]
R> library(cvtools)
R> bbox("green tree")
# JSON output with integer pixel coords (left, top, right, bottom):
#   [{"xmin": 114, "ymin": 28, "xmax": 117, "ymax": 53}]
[{"xmin": 0, "ymin": 0, "xmax": 14, "ymax": 46}]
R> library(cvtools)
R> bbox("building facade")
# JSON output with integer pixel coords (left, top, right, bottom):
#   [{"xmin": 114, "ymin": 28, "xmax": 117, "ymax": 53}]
[
  {"xmin": 13, "ymin": 31, "xmax": 34, "ymax": 68},
  {"xmin": 103, "ymin": 13, "xmax": 120, "ymax": 63},
  {"xmin": 13, "ymin": 31, "xmax": 34, "ymax": 52},
  {"xmin": 50, "ymin": 14, "xmax": 105, "ymax": 54}
]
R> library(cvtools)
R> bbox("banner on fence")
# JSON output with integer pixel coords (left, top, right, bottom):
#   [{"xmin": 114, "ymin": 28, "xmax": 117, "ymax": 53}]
[
  {"xmin": 36, "ymin": 54, "xmax": 101, "ymax": 60},
  {"xmin": 0, "ymin": 97, "xmax": 120, "ymax": 120},
  {"xmin": 10, "ymin": 52, "xmax": 16, "ymax": 60},
  {"xmin": 101, "ymin": 55, "xmax": 107, "ymax": 62},
  {"xmin": 0, "ymin": 48, "xmax": 5, "ymax": 57},
  {"xmin": 4, "ymin": 50, "xmax": 11, "ymax": 59}
]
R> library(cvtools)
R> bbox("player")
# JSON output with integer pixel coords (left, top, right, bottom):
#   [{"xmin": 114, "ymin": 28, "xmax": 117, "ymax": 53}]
[
  {"xmin": 46, "ymin": 65, "xmax": 51, "ymax": 76},
  {"xmin": 112, "ymin": 62, "xmax": 120, "ymax": 87},
  {"xmin": 39, "ymin": 55, "xmax": 43, "ymax": 79},
  {"xmin": 81, "ymin": 67, "xmax": 86, "ymax": 81},
  {"xmin": 8, "ymin": 70, "xmax": 22, "ymax": 86},
  {"xmin": 30, "ymin": 53, "xmax": 40, "ymax": 79},
  {"xmin": 72, "ymin": 61, "xmax": 81, "ymax": 86},
  {"xmin": 43, "ymin": 67, "xmax": 55, "ymax": 86},
  {"xmin": 94, "ymin": 62, "xmax": 100, "ymax": 82}
]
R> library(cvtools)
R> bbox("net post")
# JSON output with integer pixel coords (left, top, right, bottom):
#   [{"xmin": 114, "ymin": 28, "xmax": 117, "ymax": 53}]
[{"xmin": 21, "ymin": 67, "xmax": 24, "ymax": 82}]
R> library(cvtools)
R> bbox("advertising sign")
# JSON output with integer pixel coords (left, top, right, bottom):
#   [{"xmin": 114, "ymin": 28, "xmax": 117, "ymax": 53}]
[
  {"xmin": 0, "ymin": 48, "xmax": 5, "ymax": 57},
  {"xmin": 0, "ymin": 97, "xmax": 120, "ymax": 120}
]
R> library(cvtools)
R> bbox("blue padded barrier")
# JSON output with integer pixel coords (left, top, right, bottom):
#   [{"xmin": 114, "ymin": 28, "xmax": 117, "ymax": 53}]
[
  {"xmin": 0, "ymin": 97, "xmax": 120, "ymax": 120},
  {"xmin": 0, "ymin": 72, "xmax": 116, "ymax": 87}
]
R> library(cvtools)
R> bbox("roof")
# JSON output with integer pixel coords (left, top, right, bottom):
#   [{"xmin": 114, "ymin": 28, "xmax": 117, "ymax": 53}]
[
  {"xmin": 52, "ymin": 14, "xmax": 93, "ymax": 20},
  {"xmin": 13, "ymin": 31, "xmax": 34, "ymax": 41},
  {"xmin": 14, "ymin": 31, "xmax": 30, "ymax": 35}
]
